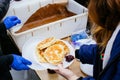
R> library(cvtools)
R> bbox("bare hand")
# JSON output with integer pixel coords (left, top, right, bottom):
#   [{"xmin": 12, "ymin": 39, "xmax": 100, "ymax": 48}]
[{"xmin": 54, "ymin": 64, "xmax": 79, "ymax": 80}]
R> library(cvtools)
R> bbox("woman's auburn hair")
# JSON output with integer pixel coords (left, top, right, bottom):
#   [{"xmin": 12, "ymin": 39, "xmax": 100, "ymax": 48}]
[{"xmin": 88, "ymin": 0, "xmax": 120, "ymax": 49}]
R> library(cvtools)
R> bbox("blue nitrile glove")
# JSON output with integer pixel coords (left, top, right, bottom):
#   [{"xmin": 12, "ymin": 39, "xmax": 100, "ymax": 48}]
[
  {"xmin": 11, "ymin": 54, "xmax": 32, "ymax": 70},
  {"xmin": 3, "ymin": 16, "xmax": 21, "ymax": 29},
  {"xmin": 71, "ymin": 31, "xmax": 88, "ymax": 42}
]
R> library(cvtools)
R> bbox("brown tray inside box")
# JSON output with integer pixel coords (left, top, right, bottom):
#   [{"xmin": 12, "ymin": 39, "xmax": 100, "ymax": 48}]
[{"xmin": 16, "ymin": 3, "xmax": 76, "ymax": 33}]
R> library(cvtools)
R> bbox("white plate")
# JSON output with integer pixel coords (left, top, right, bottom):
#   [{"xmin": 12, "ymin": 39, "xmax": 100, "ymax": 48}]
[{"xmin": 22, "ymin": 37, "xmax": 75, "ymax": 70}]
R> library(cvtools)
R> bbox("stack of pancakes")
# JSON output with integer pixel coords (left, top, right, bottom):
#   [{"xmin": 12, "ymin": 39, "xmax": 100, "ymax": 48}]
[{"xmin": 36, "ymin": 37, "xmax": 70, "ymax": 65}]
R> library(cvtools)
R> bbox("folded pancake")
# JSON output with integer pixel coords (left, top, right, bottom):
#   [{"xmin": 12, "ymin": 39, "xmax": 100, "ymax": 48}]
[
  {"xmin": 37, "ymin": 37, "xmax": 57, "ymax": 50},
  {"xmin": 43, "ymin": 44, "xmax": 65, "ymax": 65},
  {"xmin": 36, "ymin": 48, "xmax": 47, "ymax": 63}
]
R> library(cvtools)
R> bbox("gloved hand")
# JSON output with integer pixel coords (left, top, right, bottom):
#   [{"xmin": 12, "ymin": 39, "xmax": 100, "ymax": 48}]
[
  {"xmin": 11, "ymin": 54, "xmax": 32, "ymax": 70},
  {"xmin": 71, "ymin": 31, "xmax": 88, "ymax": 42},
  {"xmin": 3, "ymin": 16, "xmax": 21, "ymax": 29}
]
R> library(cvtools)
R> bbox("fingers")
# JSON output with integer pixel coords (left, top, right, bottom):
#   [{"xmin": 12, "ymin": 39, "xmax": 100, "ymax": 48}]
[
  {"xmin": 54, "ymin": 64, "xmax": 64, "ymax": 73},
  {"xmin": 9, "ymin": 16, "xmax": 18, "ymax": 20},
  {"xmin": 19, "ymin": 64, "xmax": 30, "ymax": 70},
  {"xmin": 22, "ymin": 58, "xmax": 32, "ymax": 65},
  {"xmin": 11, "ymin": 17, "xmax": 21, "ymax": 25},
  {"xmin": 13, "ymin": 19, "xmax": 21, "ymax": 25},
  {"xmin": 20, "ymin": 58, "xmax": 32, "ymax": 70},
  {"xmin": 54, "ymin": 63, "xmax": 63, "ymax": 70},
  {"xmin": 15, "ymin": 64, "xmax": 30, "ymax": 70},
  {"xmin": 9, "ymin": 16, "xmax": 21, "ymax": 24}
]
